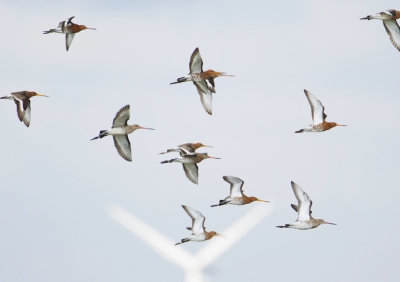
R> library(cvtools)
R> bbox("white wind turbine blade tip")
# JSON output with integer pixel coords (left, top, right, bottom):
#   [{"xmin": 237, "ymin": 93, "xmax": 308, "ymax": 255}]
[
  {"xmin": 107, "ymin": 204, "xmax": 197, "ymax": 269},
  {"xmin": 196, "ymin": 205, "xmax": 273, "ymax": 267}
]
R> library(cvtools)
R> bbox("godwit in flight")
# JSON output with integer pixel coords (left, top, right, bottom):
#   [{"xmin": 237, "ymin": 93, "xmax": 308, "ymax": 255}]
[
  {"xmin": 295, "ymin": 89, "xmax": 346, "ymax": 133},
  {"xmin": 175, "ymin": 205, "xmax": 225, "ymax": 245},
  {"xmin": 91, "ymin": 105, "xmax": 154, "ymax": 162},
  {"xmin": 43, "ymin": 16, "xmax": 96, "ymax": 51},
  {"xmin": 160, "ymin": 152, "xmax": 220, "ymax": 184},
  {"xmin": 170, "ymin": 47, "xmax": 234, "ymax": 115},
  {"xmin": 0, "ymin": 91, "xmax": 48, "ymax": 127},
  {"xmin": 159, "ymin": 142, "xmax": 213, "ymax": 155},
  {"xmin": 276, "ymin": 181, "xmax": 336, "ymax": 230},
  {"xmin": 211, "ymin": 176, "xmax": 269, "ymax": 207},
  {"xmin": 361, "ymin": 9, "xmax": 400, "ymax": 51}
]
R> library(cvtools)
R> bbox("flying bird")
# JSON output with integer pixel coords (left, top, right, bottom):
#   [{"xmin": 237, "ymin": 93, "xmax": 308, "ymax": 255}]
[
  {"xmin": 43, "ymin": 16, "xmax": 96, "ymax": 51},
  {"xmin": 91, "ymin": 105, "xmax": 154, "ymax": 162},
  {"xmin": 0, "ymin": 91, "xmax": 48, "ymax": 127},
  {"xmin": 211, "ymin": 176, "xmax": 269, "ymax": 207},
  {"xmin": 160, "ymin": 152, "xmax": 220, "ymax": 184},
  {"xmin": 170, "ymin": 47, "xmax": 234, "ymax": 115},
  {"xmin": 276, "ymin": 181, "xmax": 336, "ymax": 230},
  {"xmin": 175, "ymin": 205, "xmax": 225, "ymax": 245},
  {"xmin": 361, "ymin": 9, "xmax": 400, "ymax": 51},
  {"xmin": 159, "ymin": 142, "xmax": 213, "ymax": 155},
  {"xmin": 295, "ymin": 89, "xmax": 346, "ymax": 133}
]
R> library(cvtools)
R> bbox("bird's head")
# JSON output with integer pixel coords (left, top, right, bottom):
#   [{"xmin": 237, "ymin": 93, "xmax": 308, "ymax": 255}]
[
  {"xmin": 192, "ymin": 143, "xmax": 213, "ymax": 150},
  {"xmin": 248, "ymin": 197, "xmax": 269, "ymax": 203},
  {"xmin": 207, "ymin": 231, "xmax": 227, "ymax": 239},
  {"xmin": 28, "ymin": 92, "xmax": 48, "ymax": 98},
  {"xmin": 132, "ymin": 124, "xmax": 155, "ymax": 131},
  {"xmin": 202, "ymin": 153, "xmax": 221, "ymax": 160},
  {"xmin": 320, "ymin": 219, "xmax": 337, "ymax": 226},
  {"xmin": 205, "ymin": 70, "xmax": 235, "ymax": 78},
  {"xmin": 80, "ymin": 25, "xmax": 96, "ymax": 31},
  {"xmin": 327, "ymin": 122, "xmax": 346, "ymax": 130}
]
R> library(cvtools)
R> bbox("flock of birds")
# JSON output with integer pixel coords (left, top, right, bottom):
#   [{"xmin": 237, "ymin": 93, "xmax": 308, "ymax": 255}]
[{"xmin": 2, "ymin": 9, "xmax": 400, "ymax": 246}]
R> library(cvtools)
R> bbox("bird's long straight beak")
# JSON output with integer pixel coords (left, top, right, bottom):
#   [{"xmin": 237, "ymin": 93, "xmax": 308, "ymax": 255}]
[
  {"xmin": 216, "ymin": 233, "xmax": 227, "ymax": 238},
  {"xmin": 36, "ymin": 93, "xmax": 48, "ymax": 97},
  {"xmin": 139, "ymin": 126, "xmax": 155, "ymax": 130},
  {"xmin": 87, "ymin": 27, "xmax": 96, "ymax": 30},
  {"xmin": 324, "ymin": 221, "xmax": 337, "ymax": 225},
  {"xmin": 257, "ymin": 199, "xmax": 270, "ymax": 203},
  {"xmin": 207, "ymin": 156, "xmax": 221, "ymax": 159},
  {"xmin": 337, "ymin": 124, "xmax": 347, "ymax": 127},
  {"xmin": 202, "ymin": 145, "xmax": 213, "ymax": 148},
  {"xmin": 220, "ymin": 72, "xmax": 235, "ymax": 77},
  {"xmin": 360, "ymin": 16, "xmax": 370, "ymax": 20}
]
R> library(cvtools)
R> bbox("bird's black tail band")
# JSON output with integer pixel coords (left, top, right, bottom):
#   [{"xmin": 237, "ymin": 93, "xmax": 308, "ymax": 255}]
[
  {"xmin": 175, "ymin": 238, "xmax": 190, "ymax": 246},
  {"xmin": 211, "ymin": 199, "xmax": 229, "ymax": 207},
  {"xmin": 161, "ymin": 158, "xmax": 177, "ymax": 164},
  {"xmin": 43, "ymin": 29, "xmax": 57, "ymax": 34},
  {"xmin": 170, "ymin": 77, "xmax": 188, "ymax": 85},
  {"xmin": 90, "ymin": 130, "xmax": 107, "ymax": 141}
]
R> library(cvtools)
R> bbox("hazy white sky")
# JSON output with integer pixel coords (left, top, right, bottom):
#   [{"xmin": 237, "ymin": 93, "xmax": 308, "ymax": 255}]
[{"xmin": 1, "ymin": 0, "xmax": 400, "ymax": 281}]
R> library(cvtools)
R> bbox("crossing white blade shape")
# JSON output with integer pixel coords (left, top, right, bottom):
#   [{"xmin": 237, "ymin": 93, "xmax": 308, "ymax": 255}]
[{"xmin": 108, "ymin": 204, "xmax": 272, "ymax": 282}]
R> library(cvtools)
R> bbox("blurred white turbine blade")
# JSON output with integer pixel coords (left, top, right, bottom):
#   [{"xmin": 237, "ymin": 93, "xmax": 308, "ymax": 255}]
[
  {"xmin": 107, "ymin": 204, "xmax": 270, "ymax": 282},
  {"xmin": 196, "ymin": 205, "xmax": 272, "ymax": 268},
  {"xmin": 108, "ymin": 204, "xmax": 197, "ymax": 269},
  {"xmin": 185, "ymin": 270, "xmax": 205, "ymax": 282}
]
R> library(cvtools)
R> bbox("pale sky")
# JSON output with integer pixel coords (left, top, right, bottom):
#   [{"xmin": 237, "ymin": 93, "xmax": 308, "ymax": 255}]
[{"xmin": 0, "ymin": 0, "xmax": 399, "ymax": 281}]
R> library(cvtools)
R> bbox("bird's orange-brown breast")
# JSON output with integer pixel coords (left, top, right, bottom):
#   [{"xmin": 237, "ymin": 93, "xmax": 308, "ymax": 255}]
[
  {"xmin": 321, "ymin": 122, "xmax": 337, "ymax": 131},
  {"xmin": 203, "ymin": 70, "xmax": 221, "ymax": 78},
  {"xmin": 195, "ymin": 154, "xmax": 208, "ymax": 162},
  {"xmin": 192, "ymin": 143, "xmax": 204, "ymax": 150},
  {"xmin": 205, "ymin": 231, "xmax": 217, "ymax": 240},
  {"xmin": 199, "ymin": 71, "xmax": 211, "ymax": 80},
  {"xmin": 69, "ymin": 24, "xmax": 86, "ymax": 33},
  {"xmin": 25, "ymin": 91, "xmax": 37, "ymax": 99},
  {"xmin": 243, "ymin": 196, "xmax": 256, "ymax": 205}
]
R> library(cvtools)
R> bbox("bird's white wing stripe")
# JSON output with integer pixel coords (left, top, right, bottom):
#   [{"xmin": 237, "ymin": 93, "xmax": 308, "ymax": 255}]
[
  {"xmin": 12, "ymin": 98, "xmax": 24, "ymax": 123},
  {"xmin": 113, "ymin": 135, "xmax": 132, "ymax": 161},
  {"xmin": 66, "ymin": 33, "xmax": 75, "ymax": 51},
  {"xmin": 383, "ymin": 20, "xmax": 400, "ymax": 51},
  {"xmin": 224, "ymin": 176, "xmax": 244, "ymax": 198},
  {"xmin": 23, "ymin": 101, "xmax": 31, "ymax": 127},
  {"xmin": 183, "ymin": 164, "xmax": 199, "ymax": 184},
  {"xmin": 189, "ymin": 48, "xmax": 203, "ymax": 74},
  {"xmin": 183, "ymin": 206, "xmax": 205, "ymax": 234},
  {"xmin": 297, "ymin": 195, "xmax": 311, "ymax": 221},
  {"xmin": 291, "ymin": 182, "xmax": 311, "ymax": 221},
  {"xmin": 194, "ymin": 81, "xmax": 213, "ymax": 115},
  {"xmin": 304, "ymin": 90, "xmax": 324, "ymax": 125},
  {"xmin": 113, "ymin": 105, "xmax": 130, "ymax": 127},
  {"xmin": 313, "ymin": 100, "xmax": 325, "ymax": 125}
]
